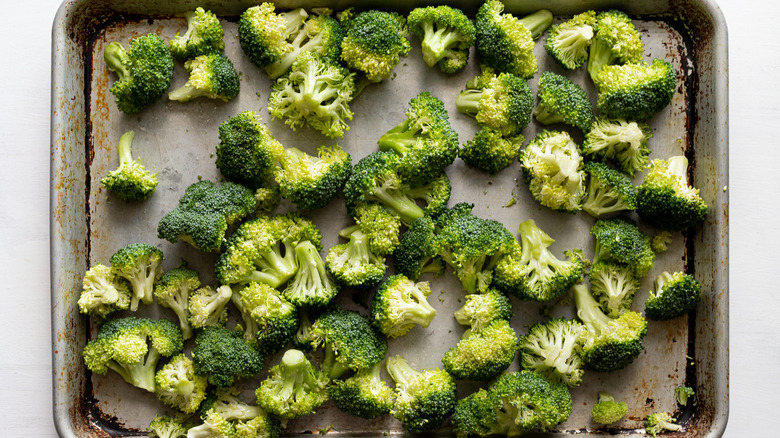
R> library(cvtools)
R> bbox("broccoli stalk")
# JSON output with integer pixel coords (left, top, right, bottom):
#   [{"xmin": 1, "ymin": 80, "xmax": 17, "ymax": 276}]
[{"xmin": 203, "ymin": 388, "xmax": 267, "ymax": 421}]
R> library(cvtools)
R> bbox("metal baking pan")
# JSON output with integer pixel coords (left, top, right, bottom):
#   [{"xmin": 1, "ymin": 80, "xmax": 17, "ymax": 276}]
[{"xmin": 51, "ymin": 0, "xmax": 728, "ymax": 436}]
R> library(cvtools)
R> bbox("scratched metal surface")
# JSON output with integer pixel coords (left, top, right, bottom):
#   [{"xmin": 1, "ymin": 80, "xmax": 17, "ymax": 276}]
[{"xmin": 51, "ymin": 0, "xmax": 728, "ymax": 436}]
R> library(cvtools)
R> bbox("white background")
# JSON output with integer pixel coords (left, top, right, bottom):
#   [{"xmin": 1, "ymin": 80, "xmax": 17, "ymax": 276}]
[{"xmin": 0, "ymin": 0, "xmax": 774, "ymax": 436}]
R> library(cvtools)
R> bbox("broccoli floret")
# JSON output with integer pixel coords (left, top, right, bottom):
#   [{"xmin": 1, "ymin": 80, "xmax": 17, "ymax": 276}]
[
  {"xmin": 451, "ymin": 389, "xmax": 499, "ymax": 438},
  {"xmin": 192, "ymin": 326, "xmax": 264, "ymax": 388},
  {"xmin": 186, "ymin": 410, "xmax": 235, "ymax": 438},
  {"xmin": 652, "ymin": 230, "xmax": 673, "ymax": 253},
  {"xmin": 168, "ymin": 52, "xmax": 239, "ymax": 102},
  {"xmin": 573, "ymin": 283, "xmax": 647, "ymax": 372},
  {"xmin": 104, "ymin": 33, "xmax": 174, "ymax": 114},
  {"xmin": 147, "ymin": 415, "xmax": 187, "ymax": 438},
  {"xmin": 168, "ymin": 7, "xmax": 224, "ymax": 61},
  {"xmin": 386, "ymin": 355, "xmax": 456, "ymax": 432},
  {"xmin": 442, "ymin": 319, "xmax": 518, "ymax": 381},
  {"xmin": 154, "ymin": 263, "xmax": 201, "ymax": 340},
  {"xmin": 82, "ymin": 317, "xmax": 183, "ymax": 392},
  {"xmin": 595, "ymin": 59, "xmax": 677, "ymax": 122},
  {"xmin": 493, "ymin": 219, "xmax": 586, "ymax": 302},
  {"xmin": 676, "ymin": 386, "xmax": 695, "ymax": 406},
  {"xmin": 518, "ymin": 318, "xmax": 586, "ymax": 387},
  {"xmin": 200, "ymin": 387, "xmax": 267, "ymax": 421},
  {"xmin": 582, "ymin": 116, "xmax": 653, "ymax": 177},
  {"xmin": 237, "ymin": 4, "xmax": 307, "ymax": 67},
  {"xmin": 311, "ymin": 308, "xmax": 388, "ymax": 379},
  {"xmin": 407, "ymin": 6, "xmax": 475, "ymax": 73},
  {"xmin": 434, "ymin": 203, "xmax": 516, "ymax": 294},
  {"xmin": 591, "ymin": 391, "xmax": 628, "ymax": 425},
  {"xmin": 234, "ymin": 282, "xmax": 298, "ymax": 354},
  {"xmin": 154, "ymin": 353, "xmax": 208, "ymax": 414},
  {"xmin": 216, "ymin": 111, "xmax": 284, "ymax": 189},
  {"xmin": 459, "ymin": 127, "xmax": 524, "ymax": 175},
  {"xmin": 456, "ymin": 66, "xmax": 533, "ymax": 137},
  {"xmin": 351, "ymin": 203, "xmax": 402, "ymax": 255},
  {"xmin": 545, "ymin": 11, "xmax": 596, "ymax": 70},
  {"xmin": 370, "ymin": 274, "xmax": 437, "ymax": 338},
  {"xmin": 100, "ymin": 131, "xmax": 158, "ymax": 201},
  {"xmin": 109, "ymin": 242, "xmax": 164, "ymax": 311},
  {"xmin": 77, "ymin": 263, "xmax": 131, "ymax": 320},
  {"xmin": 255, "ymin": 348, "xmax": 330, "ymax": 420},
  {"xmin": 234, "ymin": 411, "xmax": 281, "ymax": 438},
  {"xmin": 587, "ymin": 10, "xmax": 644, "ymax": 81},
  {"xmin": 268, "ymin": 51, "xmax": 357, "ymax": 139},
  {"xmin": 283, "ymin": 240, "xmax": 340, "ymax": 308},
  {"xmin": 276, "ymin": 145, "xmax": 352, "ymax": 210},
  {"xmin": 188, "ymin": 285, "xmax": 232, "ymax": 329},
  {"xmin": 377, "ymin": 92, "xmax": 459, "ymax": 186},
  {"xmin": 454, "ymin": 288, "xmax": 511, "ymax": 329},
  {"xmin": 158, "ymin": 180, "xmax": 256, "ymax": 253},
  {"xmin": 340, "ymin": 10, "xmax": 411, "ymax": 82},
  {"xmin": 645, "ymin": 412, "xmax": 682, "ymax": 436},
  {"xmin": 637, "ymin": 155, "xmax": 709, "ymax": 231},
  {"xmin": 534, "ymin": 71, "xmax": 594, "ymax": 133},
  {"xmin": 519, "ymin": 130, "xmax": 586, "ymax": 213},
  {"xmin": 326, "ymin": 227, "xmax": 387, "ymax": 289},
  {"xmin": 328, "ymin": 361, "xmax": 395, "ymax": 419},
  {"xmin": 582, "ymin": 161, "xmax": 637, "ymax": 218},
  {"xmin": 475, "ymin": 2, "xmax": 553, "ymax": 79},
  {"xmin": 645, "ymin": 271, "xmax": 702, "ymax": 320},
  {"xmin": 591, "ymin": 216, "xmax": 655, "ymax": 278},
  {"xmin": 394, "ymin": 216, "xmax": 445, "ymax": 280},
  {"xmin": 590, "ymin": 261, "xmax": 640, "ymax": 318}
]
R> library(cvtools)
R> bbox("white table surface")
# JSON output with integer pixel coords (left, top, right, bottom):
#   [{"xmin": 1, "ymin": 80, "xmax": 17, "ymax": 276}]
[{"xmin": 1, "ymin": 0, "xmax": 775, "ymax": 436}]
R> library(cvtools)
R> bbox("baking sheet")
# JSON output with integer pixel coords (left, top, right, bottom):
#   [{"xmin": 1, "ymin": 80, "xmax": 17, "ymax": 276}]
[{"xmin": 51, "ymin": 1, "xmax": 729, "ymax": 436}]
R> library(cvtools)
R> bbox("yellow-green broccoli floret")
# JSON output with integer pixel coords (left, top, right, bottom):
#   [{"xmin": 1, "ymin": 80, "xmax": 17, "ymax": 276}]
[
  {"xmin": 326, "ymin": 226, "xmax": 387, "ymax": 290},
  {"xmin": 108, "ymin": 242, "xmax": 163, "ymax": 311},
  {"xmin": 583, "ymin": 116, "xmax": 653, "ymax": 177},
  {"xmin": 311, "ymin": 308, "xmax": 388, "ymax": 379},
  {"xmin": 519, "ymin": 130, "xmax": 586, "ymax": 213},
  {"xmin": 100, "ymin": 131, "xmax": 158, "ymax": 201},
  {"xmin": 407, "ymin": 5, "xmax": 475, "ymax": 73},
  {"xmin": 587, "ymin": 10, "xmax": 644, "ymax": 81},
  {"xmin": 442, "ymin": 319, "xmax": 518, "ymax": 381},
  {"xmin": 276, "ymin": 145, "xmax": 352, "ymax": 210},
  {"xmin": 154, "ymin": 263, "xmax": 201, "ymax": 340},
  {"xmin": 386, "ymin": 355, "xmax": 456, "ymax": 433},
  {"xmin": 645, "ymin": 271, "xmax": 702, "ymax": 320},
  {"xmin": 233, "ymin": 282, "xmax": 298, "ymax": 355},
  {"xmin": 255, "ymin": 349, "xmax": 330, "ymax": 420},
  {"xmin": 645, "ymin": 412, "xmax": 682, "ymax": 436},
  {"xmin": 590, "ymin": 260, "xmax": 640, "ymax": 318},
  {"xmin": 534, "ymin": 71, "xmax": 594, "ymax": 133},
  {"xmin": 518, "ymin": 318, "xmax": 586, "ymax": 387},
  {"xmin": 169, "ymin": 7, "xmax": 224, "ymax": 61},
  {"xmin": 595, "ymin": 59, "xmax": 677, "ymax": 122},
  {"xmin": 637, "ymin": 155, "xmax": 709, "ymax": 231},
  {"xmin": 154, "ymin": 353, "xmax": 208, "ymax": 414},
  {"xmin": 582, "ymin": 161, "xmax": 637, "ymax": 218},
  {"xmin": 459, "ymin": 127, "xmax": 524, "ymax": 175},
  {"xmin": 456, "ymin": 66, "xmax": 534, "ymax": 137},
  {"xmin": 77, "ymin": 263, "xmax": 131, "ymax": 320},
  {"xmin": 545, "ymin": 11, "xmax": 596, "ymax": 70},
  {"xmin": 370, "ymin": 274, "xmax": 437, "ymax": 338},
  {"xmin": 328, "ymin": 361, "xmax": 395, "ymax": 419},
  {"xmin": 591, "ymin": 391, "xmax": 628, "ymax": 425}
]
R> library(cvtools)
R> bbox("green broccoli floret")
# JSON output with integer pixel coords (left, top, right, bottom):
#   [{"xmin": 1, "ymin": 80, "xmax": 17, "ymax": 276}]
[
  {"xmin": 154, "ymin": 263, "xmax": 201, "ymax": 340},
  {"xmin": 582, "ymin": 116, "xmax": 653, "ymax": 177},
  {"xmin": 652, "ymin": 230, "xmax": 673, "ymax": 253},
  {"xmin": 475, "ymin": 2, "xmax": 553, "ymax": 79},
  {"xmin": 100, "ymin": 130, "xmax": 158, "ymax": 201},
  {"xmin": 340, "ymin": 10, "xmax": 411, "ymax": 82},
  {"xmin": 434, "ymin": 203, "xmax": 516, "ymax": 294},
  {"xmin": 276, "ymin": 145, "xmax": 352, "ymax": 210},
  {"xmin": 595, "ymin": 59, "xmax": 677, "ymax": 122},
  {"xmin": 377, "ymin": 91, "xmax": 459, "ymax": 186},
  {"xmin": 456, "ymin": 66, "xmax": 533, "ymax": 137},
  {"xmin": 188, "ymin": 285, "xmax": 232, "ymax": 329},
  {"xmin": 77, "ymin": 263, "xmax": 131, "ymax": 320},
  {"xmin": 460, "ymin": 127, "xmax": 524, "ymax": 175},
  {"xmin": 283, "ymin": 240, "xmax": 340, "ymax": 308},
  {"xmin": 590, "ymin": 261, "xmax": 640, "ymax": 318},
  {"xmin": 450, "ymin": 389, "xmax": 498, "ymax": 438},
  {"xmin": 104, "ymin": 33, "xmax": 174, "ymax": 114},
  {"xmin": 311, "ymin": 308, "xmax": 388, "ymax": 379},
  {"xmin": 519, "ymin": 130, "xmax": 586, "ymax": 213},
  {"xmin": 573, "ymin": 283, "xmax": 647, "ymax": 372},
  {"xmin": 518, "ymin": 318, "xmax": 585, "ymax": 387},
  {"xmin": 442, "ymin": 319, "xmax": 518, "ymax": 381},
  {"xmin": 591, "ymin": 391, "xmax": 628, "ymax": 425},
  {"xmin": 453, "ymin": 288, "xmax": 512, "ymax": 332},
  {"xmin": 168, "ymin": 52, "xmax": 239, "ymax": 102},
  {"xmin": 328, "ymin": 361, "xmax": 395, "ymax": 419},
  {"xmin": 200, "ymin": 387, "xmax": 267, "ymax": 421},
  {"xmin": 591, "ymin": 216, "xmax": 655, "ymax": 278},
  {"xmin": 154, "ymin": 353, "xmax": 208, "ymax": 414},
  {"xmin": 109, "ymin": 242, "xmax": 164, "ymax": 311},
  {"xmin": 583, "ymin": 161, "xmax": 637, "ymax": 218},
  {"xmin": 393, "ymin": 216, "xmax": 445, "ymax": 280},
  {"xmin": 370, "ymin": 274, "xmax": 437, "ymax": 338},
  {"xmin": 351, "ymin": 202, "xmax": 402, "ymax": 255},
  {"xmin": 545, "ymin": 11, "xmax": 596, "ymax": 70},
  {"xmin": 147, "ymin": 415, "xmax": 187, "ymax": 438},
  {"xmin": 255, "ymin": 348, "xmax": 330, "ymax": 420},
  {"xmin": 216, "ymin": 111, "xmax": 284, "ymax": 189},
  {"xmin": 237, "ymin": 4, "xmax": 307, "ymax": 68},
  {"xmin": 493, "ymin": 219, "xmax": 586, "ymax": 302},
  {"xmin": 637, "ymin": 155, "xmax": 709, "ymax": 231},
  {"xmin": 407, "ymin": 6, "xmax": 475, "ymax": 73},
  {"xmin": 158, "ymin": 180, "xmax": 256, "ymax": 253},
  {"xmin": 192, "ymin": 326, "xmax": 264, "ymax": 388},
  {"xmin": 386, "ymin": 355, "xmax": 456, "ymax": 432},
  {"xmin": 587, "ymin": 10, "xmax": 644, "ymax": 81},
  {"xmin": 645, "ymin": 271, "xmax": 702, "ymax": 320},
  {"xmin": 186, "ymin": 410, "xmax": 235, "ymax": 438},
  {"xmin": 234, "ymin": 282, "xmax": 298, "ymax": 354},
  {"xmin": 676, "ymin": 386, "xmax": 695, "ymax": 406},
  {"xmin": 326, "ymin": 226, "xmax": 387, "ymax": 289},
  {"xmin": 82, "ymin": 317, "xmax": 183, "ymax": 392},
  {"xmin": 234, "ymin": 411, "xmax": 281, "ymax": 438},
  {"xmin": 268, "ymin": 51, "xmax": 357, "ymax": 139},
  {"xmin": 168, "ymin": 7, "xmax": 223, "ymax": 61},
  {"xmin": 645, "ymin": 412, "xmax": 682, "ymax": 436},
  {"xmin": 534, "ymin": 71, "xmax": 594, "ymax": 133}
]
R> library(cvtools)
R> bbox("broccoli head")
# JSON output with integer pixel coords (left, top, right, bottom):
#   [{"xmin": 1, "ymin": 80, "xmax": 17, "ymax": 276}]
[
  {"xmin": 637, "ymin": 155, "xmax": 709, "ymax": 231},
  {"xmin": 168, "ymin": 52, "xmax": 239, "ymax": 102},
  {"xmin": 386, "ymin": 355, "xmax": 456, "ymax": 432},
  {"xmin": 534, "ymin": 71, "xmax": 594, "ymax": 133},
  {"xmin": 104, "ymin": 33, "xmax": 174, "ymax": 114},
  {"xmin": 154, "ymin": 263, "xmax": 201, "ymax": 340},
  {"xmin": 595, "ymin": 59, "xmax": 677, "ymax": 122},
  {"xmin": 311, "ymin": 308, "xmax": 388, "ymax": 379},
  {"xmin": 652, "ymin": 230, "xmax": 673, "ymax": 254},
  {"xmin": 188, "ymin": 285, "xmax": 232, "ymax": 329},
  {"xmin": 545, "ymin": 11, "xmax": 596, "ymax": 70},
  {"xmin": 442, "ymin": 319, "xmax": 518, "ymax": 381},
  {"xmin": 676, "ymin": 386, "xmax": 695, "ymax": 406},
  {"xmin": 186, "ymin": 410, "xmax": 235, "ymax": 438},
  {"xmin": 518, "ymin": 318, "xmax": 586, "ymax": 387},
  {"xmin": 147, "ymin": 415, "xmax": 187, "ymax": 438},
  {"xmin": 453, "ymin": 288, "xmax": 512, "ymax": 332},
  {"xmin": 282, "ymin": 240, "xmax": 340, "ymax": 308},
  {"xmin": 370, "ymin": 274, "xmax": 437, "ymax": 338},
  {"xmin": 407, "ymin": 6, "xmax": 475, "ymax": 73},
  {"xmin": 645, "ymin": 412, "xmax": 682, "ymax": 436},
  {"xmin": 154, "ymin": 353, "xmax": 208, "ymax": 414},
  {"xmin": 519, "ymin": 130, "xmax": 586, "ymax": 213},
  {"xmin": 237, "ymin": 4, "xmax": 308, "ymax": 67},
  {"xmin": 591, "ymin": 216, "xmax": 655, "ymax": 278},
  {"xmin": 591, "ymin": 391, "xmax": 628, "ymax": 425},
  {"xmin": 276, "ymin": 145, "xmax": 352, "ymax": 210},
  {"xmin": 340, "ymin": 10, "xmax": 411, "ymax": 82},
  {"xmin": 255, "ymin": 348, "xmax": 330, "ymax": 420},
  {"xmin": 109, "ymin": 242, "xmax": 164, "ymax": 311},
  {"xmin": 460, "ymin": 127, "xmax": 524, "ymax": 175},
  {"xmin": 100, "ymin": 130, "xmax": 158, "ymax": 201},
  {"xmin": 192, "ymin": 326, "xmax": 264, "ymax": 388},
  {"xmin": 590, "ymin": 261, "xmax": 640, "ymax": 318},
  {"xmin": 587, "ymin": 10, "xmax": 644, "ymax": 81},
  {"xmin": 456, "ymin": 66, "xmax": 533, "ymax": 137},
  {"xmin": 393, "ymin": 216, "xmax": 445, "ymax": 280},
  {"xmin": 583, "ymin": 116, "xmax": 653, "ymax": 177},
  {"xmin": 582, "ymin": 161, "xmax": 637, "ymax": 218},
  {"xmin": 169, "ymin": 7, "xmax": 224, "ymax": 60},
  {"xmin": 234, "ymin": 281, "xmax": 298, "ymax": 355},
  {"xmin": 351, "ymin": 202, "xmax": 402, "ymax": 256},
  {"xmin": 328, "ymin": 361, "xmax": 395, "ymax": 419},
  {"xmin": 216, "ymin": 111, "xmax": 284, "ymax": 189},
  {"xmin": 645, "ymin": 271, "xmax": 702, "ymax": 320},
  {"xmin": 326, "ymin": 226, "xmax": 387, "ymax": 289},
  {"xmin": 77, "ymin": 263, "xmax": 131, "ymax": 320}
]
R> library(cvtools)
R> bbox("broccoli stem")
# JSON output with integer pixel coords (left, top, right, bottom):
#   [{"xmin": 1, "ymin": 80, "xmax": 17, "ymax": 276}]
[
  {"xmin": 518, "ymin": 9, "xmax": 554, "ymax": 40},
  {"xmin": 338, "ymin": 225, "xmax": 361, "ymax": 239},
  {"xmin": 250, "ymin": 243, "xmax": 298, "ymax": 288},
  {"xmin": 104, "ymin": 42, "xmax": 130, "ymax": 81},
  {"xmin": 107, "ymin": 346, "xmax": 160, "ymax": 392},
  {"xmin": 386, "ymin": 355, "xmax": 419, "ymax": 389},
  {"xmin": 377, "ymin": 120, "xmax": 416, "ymax": 155},
  {"xmin": 666, "ymin": 156, "xmax": 689, "ymax": 184},
  {"xmin": 533, "ymin": 102, "xmax": 565, "ymax": 125},
  {"xmin": 117, "ymin": 131, "xmax": 136, "ymax": 167},
  {"xmin": 168, "ymin": 84, "xmax": 204, "ymax": 102},
  {"xmin": 455, "ymin": 90, "xmax": 482, "ymax": 117},
  {"xmin": 321, "ymin": 343, "xmax": 351, "ymax": 380},
  {"xmin": 370, "ymin": 187, "xmax": 424, "ymax": 225},
  {"xmin": 573, "ymin": 284, "xmax": 611, "ymax": 336},
  {"xmin": 587, "ymin": 39, "xmax": 617, "ymax": 81},
  {"xmin": 420, "ymin": 22, "xmax": 462, "ymax": 66}
]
